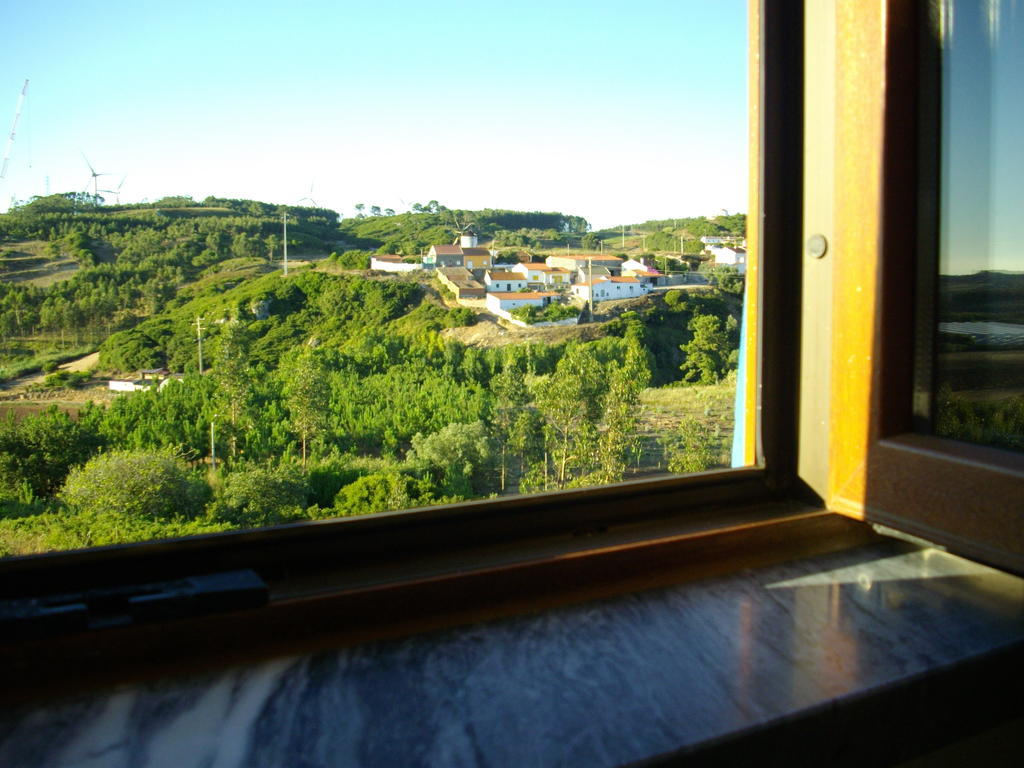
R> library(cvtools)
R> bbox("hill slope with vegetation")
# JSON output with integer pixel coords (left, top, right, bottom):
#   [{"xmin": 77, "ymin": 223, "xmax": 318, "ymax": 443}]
[{"xmin": 0, "ymin": 194, "xmax": 744, "ymax": 556}]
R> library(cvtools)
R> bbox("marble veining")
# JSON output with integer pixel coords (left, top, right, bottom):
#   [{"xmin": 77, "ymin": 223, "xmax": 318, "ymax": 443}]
[{"xmin": 1, "ymin": 542, "xmax": 1022, "ymax": 767}]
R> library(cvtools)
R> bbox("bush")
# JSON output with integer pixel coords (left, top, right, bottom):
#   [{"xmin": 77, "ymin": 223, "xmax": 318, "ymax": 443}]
[
  {"xmin": 41, "ymin": 370, "xmax": 90, "ymax": 389},
  {"xmin": 329, "ymin": 250, "xmax": 372, "ymax": 269},
  {"xmin": 60, "ymin": 449, "xmax": 209, "ymax": 522},
  {"xmin": 210, "ymin": 463, "xmax": 307, "ymax": 527},
  {"xmin": 333, "ymin": 472, "xmax": 418, "ymax": 516},
  {"xmin": 510, "ymin": 303, "xmax": 579, "ymax": 325},
  {"xmin": 445, "ymin": 307, "xmax": 476, "ymax": 327}
]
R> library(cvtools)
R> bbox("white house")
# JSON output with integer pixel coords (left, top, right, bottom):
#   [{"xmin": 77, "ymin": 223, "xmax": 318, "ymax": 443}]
[
  {"xmin": 370, "ymin": 254, "xmax": 422, "ymax": 273},
  {"xmin": 571, "ymin": 276, "xmax": 650, "ymax": 303},
  {"xmin": 108, "ymin": 370, "xmax": 182, "ymax": 393},
  {"xmin": 484, "ymin": 270, "xmax": 529, "ymax": 292},
  {"xmin": 511, "ymin": 262, "xmax": 573, "ymax": 287},
  {"xmin": 621, "ymin": 258, "xmax": 664, "ymax": 285},
  {"xmin": 108, "ymin": 379, "xmax": 151, "ymax": 392},
  {"xmin": 485, "ymin": 291, "xmax": 556, "ymax": 314},
  {"xmin": 708, "ymin": 245, "xmax": 747, "ymax": 274}
]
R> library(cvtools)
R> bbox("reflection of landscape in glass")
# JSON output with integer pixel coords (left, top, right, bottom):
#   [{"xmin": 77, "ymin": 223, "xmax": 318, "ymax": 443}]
[
  {"xmin": 936, "ymin": 0, "xmax": 1024, "ymax": 452},
  {"xmin": 0, "ymin": 2, "xmax": 748, "ymax": 555}
]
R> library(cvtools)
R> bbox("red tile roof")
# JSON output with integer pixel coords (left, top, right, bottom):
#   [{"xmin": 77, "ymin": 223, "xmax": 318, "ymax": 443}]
[{"xmin": 489, "ymin": 292, "xmax": 557, "ymax": 300}]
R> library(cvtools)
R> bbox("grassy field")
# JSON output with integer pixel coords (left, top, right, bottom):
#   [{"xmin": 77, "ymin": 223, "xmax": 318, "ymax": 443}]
[
  {"xmin": 0, "ymin": 240, "xmax": 79, "ymax": 286},
  {"xmin": 636, "ymin": 377, "xmax": 738, "ymax": 473}
]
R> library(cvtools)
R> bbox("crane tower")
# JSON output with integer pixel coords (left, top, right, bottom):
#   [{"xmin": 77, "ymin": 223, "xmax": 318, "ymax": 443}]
[{"xmin": 1, "ymin": 79, "xmax": 29, "ymax": 180}]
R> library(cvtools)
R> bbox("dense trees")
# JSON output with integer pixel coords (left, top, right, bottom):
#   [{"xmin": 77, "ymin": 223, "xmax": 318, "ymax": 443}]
[{"xmin": 0, "ymin": 408, "xmax": 103, "ymax": 499}]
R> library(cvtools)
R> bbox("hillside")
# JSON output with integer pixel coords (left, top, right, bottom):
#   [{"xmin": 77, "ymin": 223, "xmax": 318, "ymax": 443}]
[{"xmin": 0, "ymin": 194, "xmax": 745, "ymax": 556}]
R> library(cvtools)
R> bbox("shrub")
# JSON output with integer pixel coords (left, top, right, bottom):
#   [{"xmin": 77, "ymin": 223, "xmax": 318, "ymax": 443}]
[
  {"xmin": 210, "ymin": 463, "xmax": 308, "ymax": 527},
  {"xmin": 510, "ymin": 303, "xmax": 579, "ymax": 325},
  {"xmin": 333, "ymin": 472, "xmax": 418, "ymax": 516},
  {"xmin": 60, "ymin": 449, "xmax": 209, "ymax": 522}
]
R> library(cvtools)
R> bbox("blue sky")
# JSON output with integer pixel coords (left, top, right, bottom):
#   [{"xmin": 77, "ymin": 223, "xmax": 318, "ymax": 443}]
[{"xmin": 0, "ymin": 0, "xmax": 747, "ymax": 229}]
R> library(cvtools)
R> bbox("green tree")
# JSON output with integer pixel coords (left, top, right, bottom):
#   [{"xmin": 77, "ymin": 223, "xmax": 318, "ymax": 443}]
[
  {"xmin": 282, "ymin": 350, "xmax": 330, "ymax": 467},
  {"xmin": 531, "ymin": 344, "xmax": 606, "ymax": 488},
  {"xmin": 595, "ymin": 341, "xmax": 651, "ymax": 484},
  {"xmin": 0, "ymin": 408, "xmax": 103, "ymax": 499},
  {"xmin": 408, "ymin": 421, "xmax": 494, "ymax": 497},
  {"xmin": 680, "ymin": 314, "xmax": 731, "ymax": 384},
  {"xmin": 710, "ymin": 266, "xmax": 744, "ymax": 295},
  {"xmin": 214, "ymin": 320, "xmax": 255, "ymax": 458},
  {"xmin": 491, "ymin": 360, "xmax": 531, "ymax": 490}
]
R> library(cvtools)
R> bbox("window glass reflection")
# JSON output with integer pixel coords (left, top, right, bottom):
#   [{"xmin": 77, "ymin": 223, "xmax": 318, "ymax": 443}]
[{"xmin": 936, "ymin": 0, "xmax": 1024, "ymax": 452}]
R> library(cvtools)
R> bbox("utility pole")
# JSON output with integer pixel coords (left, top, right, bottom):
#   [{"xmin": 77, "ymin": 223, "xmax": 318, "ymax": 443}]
[
  {"xmin": 282, "ymin": 213, "xmax": 289, "ymax": 276},
  {"xmin": 621, "ymin": 225, "xmax": 625, "ymax": 248},
  {"xmin": 210, "ymin": 415, "xmax": 217, "ymax": 472},
  {"xmin": 195, "ymin": 316, "xmax": 204, "ymax": 374}
]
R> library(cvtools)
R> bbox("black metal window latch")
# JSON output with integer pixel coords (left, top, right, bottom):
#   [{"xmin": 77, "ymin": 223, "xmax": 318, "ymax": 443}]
[{"xmin": 0, "ymin": 570, "xmax": 268, "ymax": 641}]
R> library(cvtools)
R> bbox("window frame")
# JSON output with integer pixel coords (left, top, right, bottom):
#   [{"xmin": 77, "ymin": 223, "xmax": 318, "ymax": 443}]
[
  {"xmin": 815, "ymin": 0, "xmax": 1024, "ymax": 574},
  {"xmin": 0, "ymin": 0, "xmax": 820, "ymax": 697}
]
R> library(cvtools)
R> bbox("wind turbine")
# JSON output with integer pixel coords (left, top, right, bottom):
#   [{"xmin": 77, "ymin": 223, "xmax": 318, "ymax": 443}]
[
  {"xmin": 297, "ymin": 180, "xmax": 318, "ymax": 208},
  {"xmin": 100, "ymin": 176, "xmax": 127, "ymax": 204},
  {"xmin": 82, "ymin": 153, "xmax": 112, "ymax": 199}
]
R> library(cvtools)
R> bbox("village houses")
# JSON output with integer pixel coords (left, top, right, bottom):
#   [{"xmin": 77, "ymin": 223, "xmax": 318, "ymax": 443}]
[
  {"xmin": 424, "ymin": 232, "xmax": 494, "ymax": 270},
  {"xmin": 620, "ymin": 258, "xmax": 664, "ymax": 286},
  {"xmin": 510, "ymin": 262, "xmax": 572, "ymax": 287},
  {"xmin": 544, "ymin": 253, "xmax": 623, "ymax": 276},
  {"xmin": 437, "ymin": 267, "xmax": 486, "ymax": 299}
]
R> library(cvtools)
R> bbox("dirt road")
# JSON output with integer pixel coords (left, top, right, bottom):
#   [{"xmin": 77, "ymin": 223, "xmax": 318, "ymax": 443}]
[{"xmin": 1, "ymin": 351, "xmax": 101, "ymax": 392}]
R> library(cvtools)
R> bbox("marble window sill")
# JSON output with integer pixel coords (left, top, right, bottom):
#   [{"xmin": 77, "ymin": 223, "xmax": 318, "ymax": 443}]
[{"xmin": 1, "ymin": 538, "xmax": 1022, "ymax": 767}]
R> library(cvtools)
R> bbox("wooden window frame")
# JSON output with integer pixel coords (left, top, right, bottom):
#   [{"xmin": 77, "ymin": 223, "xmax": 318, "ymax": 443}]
[{"xmin": 817, "ymin": 0, "xmax": 1024, "ymax": 574}]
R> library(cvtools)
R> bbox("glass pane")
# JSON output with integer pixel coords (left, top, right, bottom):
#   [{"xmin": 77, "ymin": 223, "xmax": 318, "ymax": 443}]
[
  {"xmin": 0, "ymin": 1, "xmax": 749, "ymax": 555},
  {"xmin": 936, "ymin": 0, "xmax": 1024, "ymax": 452}
]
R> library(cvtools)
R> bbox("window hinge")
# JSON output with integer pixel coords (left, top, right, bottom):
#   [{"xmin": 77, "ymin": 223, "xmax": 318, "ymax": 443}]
[{"xmin": 0, "ymin": 570, "xmax": 268, "ymax": 641}]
